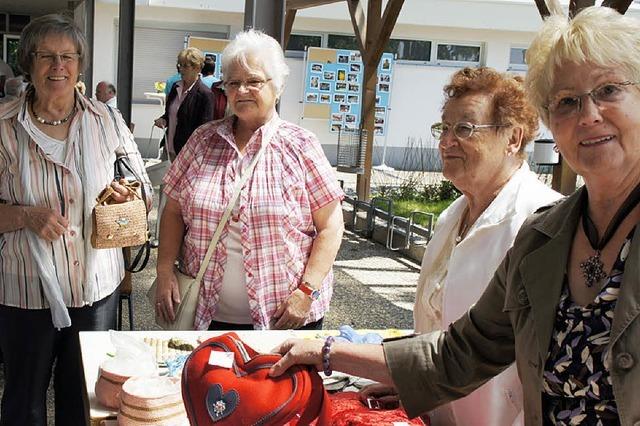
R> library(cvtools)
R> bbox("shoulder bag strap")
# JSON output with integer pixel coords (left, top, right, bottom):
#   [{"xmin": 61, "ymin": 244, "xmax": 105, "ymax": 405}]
[{"xmin": 192, "ymin": 120, "xmax": 279, "ymax": 284}]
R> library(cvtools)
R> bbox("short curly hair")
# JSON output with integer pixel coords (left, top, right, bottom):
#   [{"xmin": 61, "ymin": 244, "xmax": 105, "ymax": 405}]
[{"xmin": 443, "ymin": 67, "xmax": 539, "ymax": 159}]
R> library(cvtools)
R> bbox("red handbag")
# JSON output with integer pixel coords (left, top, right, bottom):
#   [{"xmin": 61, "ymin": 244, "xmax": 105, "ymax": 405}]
[
  {"xmin": 318, "ymin": 392, "xmax": 427, "ymax": 426},
  {"xmin": 181, "ymin": 332, "xmax": 332, "ymax": 425}
]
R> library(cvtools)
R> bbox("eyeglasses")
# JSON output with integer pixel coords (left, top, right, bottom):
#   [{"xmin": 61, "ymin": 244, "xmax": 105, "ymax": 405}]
[
  {"xmin": 32, "ymin": 51, "xmax": 81, "ymax": 64},
  {"xmin": 176, "ymin": 63, "xmax": 193, "ymax": 69},
  {"xmin": 546, "ymin": 81, "xmax": 639, "ymax": 119},
  {"xmin": 223, "ymin": 78, "xmax": 272, "ymax": 92},
  {"xmin": 430, "ymin": 121, "xmax": 509, "ymax": 140}
]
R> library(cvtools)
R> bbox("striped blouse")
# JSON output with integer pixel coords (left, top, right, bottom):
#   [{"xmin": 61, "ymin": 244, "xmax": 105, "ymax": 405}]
[{"xmin": 0, "ymin": 93, "xmax": 151, "ymax": 309}]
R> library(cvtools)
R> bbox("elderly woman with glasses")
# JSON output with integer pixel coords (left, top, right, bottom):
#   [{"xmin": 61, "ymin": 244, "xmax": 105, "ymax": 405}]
[
  {"xmin": 155, "ymin": 29, "xmax": 344, "ymax": 331},
  {"xmin": 154, "ymin": 47, "xmax": 214, "ymax": 159},
  {"xmin": 270, "ymin": 6, "xmax": 640, "ymax": 425},
  {"xmin": 0, "ymin": 14, "xmax": 151, "ymax": 425},
  {"xmin": 366, "ymin": 67, "xmax": 559, "ymax": 426}
]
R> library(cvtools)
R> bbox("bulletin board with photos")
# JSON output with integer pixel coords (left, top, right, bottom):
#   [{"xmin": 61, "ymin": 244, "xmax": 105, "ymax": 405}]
[
  {"xmin": 303, "ymin": 47, "xmax": 394, "ymax": 136},
  {"xmin": 186, "ymin": 36, "xmax": 230, "ymax": 81}
]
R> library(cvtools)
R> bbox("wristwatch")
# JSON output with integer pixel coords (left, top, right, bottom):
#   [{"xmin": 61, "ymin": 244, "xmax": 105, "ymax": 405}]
[{"xmin": 297, "ymin": 281, "xmax": 321, "ymax": 301}]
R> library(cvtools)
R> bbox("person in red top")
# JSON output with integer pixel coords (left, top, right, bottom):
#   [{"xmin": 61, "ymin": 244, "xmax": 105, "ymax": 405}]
[{"xmin": 154, "ymin": 29, "xmax": 344, "ymax": 331}]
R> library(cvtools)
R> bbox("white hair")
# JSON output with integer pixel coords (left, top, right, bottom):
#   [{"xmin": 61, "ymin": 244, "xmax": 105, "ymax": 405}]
[{"xmin": 221, "ymin": 29, "xmax": 290, "ymax": 97}]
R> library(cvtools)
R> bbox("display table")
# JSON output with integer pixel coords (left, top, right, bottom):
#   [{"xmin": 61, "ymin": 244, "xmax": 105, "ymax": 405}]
[{"xmin": 80, "ymin": 329, "xmax": 409, "ymax": 425}]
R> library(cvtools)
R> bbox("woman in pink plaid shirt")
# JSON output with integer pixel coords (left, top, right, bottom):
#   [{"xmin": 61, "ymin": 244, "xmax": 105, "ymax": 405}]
[{"xmin": 154, "ymin": 29, "xmax": 345, "ymax": 330}]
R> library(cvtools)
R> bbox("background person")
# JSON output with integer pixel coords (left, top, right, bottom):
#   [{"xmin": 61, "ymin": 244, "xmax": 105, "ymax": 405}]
[
  {"xmin": 362, "ymin": 67, "xmax": 560, "ymax": 426},
  {"xmin": 0, "ymin": 76, "xmax": 27, "ymax": 103},
  {"xmin": 0, "ymin": 14, "xmax": 151, "ymax": 425},
  {"xmin": 201, "ymin": 56, "xmax": 219, "ymax": 89},
  {"xmin": 96, "ymin": 80, "xmax": 117, "ymax": 108},
  {"xmin": 270, "ymin": 5, "xmax": 640, "ymax": 424},
  {"xmin": 154, "ymin": 47, "xmax": 214, "ymax": 159},
  {"xmin": 154, "ymin": 29, "xmax": 344, "ymax": 331}
]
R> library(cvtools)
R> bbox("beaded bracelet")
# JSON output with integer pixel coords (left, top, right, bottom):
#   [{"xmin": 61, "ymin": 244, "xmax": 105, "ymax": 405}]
[{"xmin": 322, "ymin": 336, "xmax": 335, "ymax": 376}]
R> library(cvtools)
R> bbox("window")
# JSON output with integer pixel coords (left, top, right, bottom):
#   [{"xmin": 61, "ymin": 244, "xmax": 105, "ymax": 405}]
[
  {"xmin": 286, "ymin": 34, "xmax": 322, "ymax": 52},
  {"xmin": 509, "ymin": 46, "xmax": 528, "ymax": 70},
  {"xmin": 387, "ymin": 38, "xmax": 431, "ymax": 61},
  {"xmin": 436, "ymin": 43, "xmax": 481, "ymax": 64},
  {"xmin": 8, "ymin": 14, "xmax": 30, "ymax": 33},
  {"xmin": 327, "ymin": 34, "xmax": 360, "ymax": 51}
]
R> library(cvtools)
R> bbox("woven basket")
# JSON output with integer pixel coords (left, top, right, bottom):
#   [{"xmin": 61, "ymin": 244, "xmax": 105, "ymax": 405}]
[
  {"xmin": 118, "ymin": 376, "xmax": 188, "ymax": 426},
  {"xmin": 91, "ymin": 184, "xmax": 148, "ymax": 249}
]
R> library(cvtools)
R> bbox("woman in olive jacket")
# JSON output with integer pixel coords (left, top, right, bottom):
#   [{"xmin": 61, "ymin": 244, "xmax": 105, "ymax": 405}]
[{"xmin": 270, "ymin": 6, "xmax": 640, "ymax": 425}]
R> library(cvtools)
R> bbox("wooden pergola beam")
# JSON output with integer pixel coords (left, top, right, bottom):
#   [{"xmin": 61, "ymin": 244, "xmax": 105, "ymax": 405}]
[
  {"xmin": 283, "ymin": 8, "xmax": 297, "ymax": 48},
  {"xmin": 366, "ymin": 0, "xmax": 404, "ymax": 79},
  {"xmin": 534, "ymin": 0, "xmax": 551, "ymax": 18},
  {"xmin": 569, "ymin": 0, "xmax": 595, "ymax": 17},
  {"xmin": 601, "ymin": 0, "xmax": 633, "ymax": 14},
  {"xmin": 286, "ymin": 0, "xmax": 343, "ymax": 11},
  {"xmin": 347, "ymin": 0, "xmax": 367, "ymax": 56}
]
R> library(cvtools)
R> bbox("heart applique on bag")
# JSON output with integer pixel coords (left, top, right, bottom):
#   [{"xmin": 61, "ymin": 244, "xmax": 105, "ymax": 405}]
[{"xmin": 182, "ymin": 332, "xmax": 332, "ymax": 425}]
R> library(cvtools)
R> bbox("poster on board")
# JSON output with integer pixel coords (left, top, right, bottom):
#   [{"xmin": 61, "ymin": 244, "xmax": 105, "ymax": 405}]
[{"xmin": 303, "ymin": 47, "xmax": 395, "ymax": 135}]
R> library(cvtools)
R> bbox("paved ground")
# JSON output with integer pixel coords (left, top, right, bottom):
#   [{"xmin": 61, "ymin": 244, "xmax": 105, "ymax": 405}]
[{"xmin": 0, "ymin": 191, "xmax": 421, "ymax": 424}]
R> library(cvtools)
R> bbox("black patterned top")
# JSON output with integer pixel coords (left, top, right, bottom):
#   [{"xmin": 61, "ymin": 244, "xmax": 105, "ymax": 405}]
[{"xmin": 541, "ymin": 229, "xmax": 635, "ymax": 425}]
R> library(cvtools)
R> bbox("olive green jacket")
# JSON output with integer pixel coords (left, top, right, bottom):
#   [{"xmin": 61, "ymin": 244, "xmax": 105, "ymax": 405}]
[{"xmin": 385, "ymin": 187, "xmax": 640, "ymax": 425}]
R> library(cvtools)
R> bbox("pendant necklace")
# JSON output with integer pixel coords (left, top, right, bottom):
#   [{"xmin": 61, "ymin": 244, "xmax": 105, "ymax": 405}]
[
  {"xmin": 579, "ymin": 182, "xmax": 640, "ymax": 287},
  {"xmin": 455, "ymin": 207, "xmax": 470, "ymax": 244},
  {"xmin": 31, "ymin": 101, "xmax": 76, "ymax": 126}
]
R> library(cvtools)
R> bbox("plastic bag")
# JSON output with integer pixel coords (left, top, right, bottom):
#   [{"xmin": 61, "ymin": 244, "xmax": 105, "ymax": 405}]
[{"xmin": 101, "ymin": 330, "xmax": 157, "ymax": 378}]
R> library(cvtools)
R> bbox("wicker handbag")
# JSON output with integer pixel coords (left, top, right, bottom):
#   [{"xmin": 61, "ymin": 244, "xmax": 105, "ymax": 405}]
[{"xmin": 91, "ymin": 182, "xmax": 148, "ymax": 249}]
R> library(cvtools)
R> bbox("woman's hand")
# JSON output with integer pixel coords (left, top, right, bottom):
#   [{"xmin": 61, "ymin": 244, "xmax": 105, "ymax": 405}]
[
  {"xmin": 23, "ymin": 206, "xmax": 68, "ymax": 241},
  {"xmin": 272, "ymin": 289, "xmax": 312, "ymax": 329},
  {"xmin": 109, "ymin": 179, "xmax": 139, "ymax": 204},
  {"xmin": 269, "ymin": 338, "xmax": 324, "ymax": 377},
  {"xmin": 154, "ymin": 117, "xmax": 167, "ymax": 129},
  {"xmin": 358, "ymin": 383, "xmax": 400, "ymax": 409},
  {"xmin": 154, "ymin": 269, "xmax": 181, "ymax": 323}
]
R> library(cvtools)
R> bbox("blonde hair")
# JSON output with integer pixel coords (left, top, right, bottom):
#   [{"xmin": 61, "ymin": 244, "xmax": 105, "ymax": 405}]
[
  {"xmin": 526, "ymin": 6, "xmax": 640, "ymax": 125},
  {"xmin": 177, "ymin": 47, "xmax": 205, "ymax": 71},
  {"xmin": 221, "ymin": 29, "xmax": 289, "ymax": 97}
]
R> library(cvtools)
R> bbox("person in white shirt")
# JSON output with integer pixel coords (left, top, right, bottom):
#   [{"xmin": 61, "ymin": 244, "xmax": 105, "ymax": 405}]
[
  {"xmin": 360, "ymin": 67, "xmax": 562, "ymax": 426},
  {"xmin": 96, "ymin": 80, "xmax": 118, "ymax": 109}
]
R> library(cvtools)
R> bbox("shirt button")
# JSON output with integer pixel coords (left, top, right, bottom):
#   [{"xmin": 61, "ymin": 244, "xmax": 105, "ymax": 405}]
[
  {"xmin": 615, "ymin": 352, "xmax": 634, "ymax": 371},
  {"xmin": 232, "ymin": 216, "xmax": 239, "ymax": 222},
  {"xmin": 70, "ymin": 230, "xmax": 76, "ymax": 237},
  {"xmin": 517, "ymin": 288, "xmax": 529, "ymax": 306},
  {"xmin": 73, "ymin": 260, "xmax": 80, "ymax": 266},
  {"xmin": 247, "ymin": 272, "xmax": 253, "ymax": 278},
  {"xmin": 64, "ymin": 170, "xmax": 70, "ymax": 175},
  {"xmin": 69, "ymin": 199, "xmax": 74, "ymax": 204}
]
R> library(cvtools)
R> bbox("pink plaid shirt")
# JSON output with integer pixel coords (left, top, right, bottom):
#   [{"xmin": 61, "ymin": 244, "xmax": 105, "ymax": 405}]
[{"xmin": 164, "ymin": 114, "xmax": 344, "ymax": 330}]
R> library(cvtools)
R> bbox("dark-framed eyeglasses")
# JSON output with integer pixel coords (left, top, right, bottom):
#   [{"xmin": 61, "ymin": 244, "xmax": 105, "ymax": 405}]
[
  {"xmin": 32, "ymin": 51, "xmax": 81, "ymax": 64},
  {"xmin": 545, "ymin": 81, "xmax": 639, "ymax": 119},
  {"xmin": 223, "ymin": 78, "xmax": 272, "ymax": 92},
  {"xmin": 430, "ymin": 121, "xmax": 510, "ymax": 140},
  {"xmin": 176, "ymin": 62, "xmax": 193, "ymax": 70}
]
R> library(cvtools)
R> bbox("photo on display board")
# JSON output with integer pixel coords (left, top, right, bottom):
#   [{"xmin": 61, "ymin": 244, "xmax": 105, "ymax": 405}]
[
  {"xmin": 331, "ymin": 123, "xmax": 343, "ymax": 132},
  {"xmin": 375, "ymin": 106, "xmax": 386, "ymax": 114},
  {"xmin": 338, "ymin": 54, "xmax": 349, "ymax": 64},
  {"xmin": 339, "ymin": 104, "xmax": 351, "ymax": 113},
  {"xmin": 381, "ymin": 58, "xmax": 391, "ymax": 70},
  {"xmin": 331, "ymin": 113, "xmax": 343, "ymax": 122},
  {"xmin": 348, "ymin": 95, "xmax": 359, "ymax": 104},
  {"xmin": 311, "ymin": 63, "xmax": 323, "ymax": 72},
  {"xmin": 350, "ymin": 51, "xmax": 362, "ymax": 62},
  {"xmin": 345, "ymin": 123, "xmax": 357, "ymax": 131},
  {"xmin": 320, "ymin": 94, "xmax": 331, "ymax": 103},
  {"xmin": 310, "ymin": 76, "xmax": 319, "ymax": 88},
  {"xmin": 379, "ymin": 73, "xmax": 391, "ymax": 83},
  {"xmin": 337, "ymin": 69, "xmax": 347, "ymax": 81},
  {"xmin": 306, "ymin": 93, "xmax": 318, "ymax": 103},
  {"xmin": 319, "ymin": 82, "xmax": 331, "ymax": 91},
  {"xmin": 375, "ymin": 116, "xmax": 385, "ymax": 125},
  {"xmin": 324, "ymin": 71, "xmax": 335, "ymax": 80},
  {"xmin": 336, "ymin": 82, "xmax": 347, "ymax": 91},
  {"xmin": 345, "ymin": 114, "xmax": 357, "ymax": 124},
  {"xmin": 375, "ymin": 96, "xmax": 381, "ymax": 105},
  {"xmin": 378, "ymin": 83, "xmax": 390, "ymax": 92},
  {"xmin": 349, "ymin": 83, "xmax": 360, "ymax": 92},
  {"xmin": 347, "ymin": 73, "xmax": 358, "ymax": 83},
  {"xmin": 375, "ymin": 126, "xmax": 384, "ymax": 135},
  {"xmin": 350, "ymin": 63, "xmax": 361, "ymax": 72},
  {"xmin": 334, "ymin": 94, "xmax": 346, "ymax": 103}
]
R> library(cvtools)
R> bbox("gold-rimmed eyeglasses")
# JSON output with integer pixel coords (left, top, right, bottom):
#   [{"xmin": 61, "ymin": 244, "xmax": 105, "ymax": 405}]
[
  {"xmin": 32, "ymin": 51, "xmax": 81, "ymax": 65},
  {"xmin": 430, "ymin": 121, "xmax": 510, "ymax": 140},
  {"xmin": 223, "ymin": 78, "xmax": 272, "ymax": 92},
  {"xmin": 545, "ymin": 81, "xmax": 639, "ymax": 119}
]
